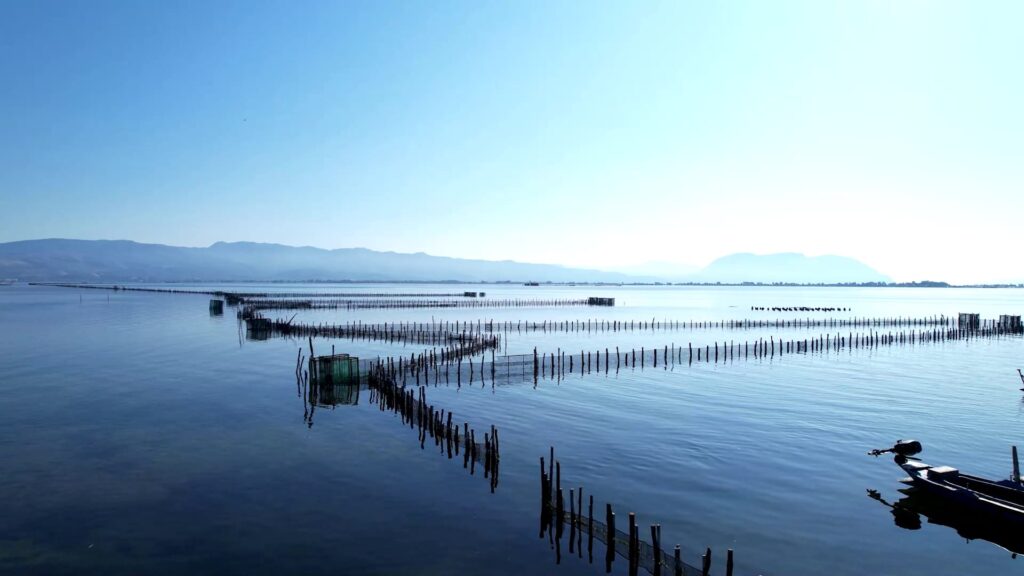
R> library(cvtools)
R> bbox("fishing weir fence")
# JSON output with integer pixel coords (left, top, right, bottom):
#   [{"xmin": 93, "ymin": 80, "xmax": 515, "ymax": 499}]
[
  {"xmin": 300, "ymin": 351, "xmax": 501, "ymax": 491},
  {"xmin": 252, "ymin": 314, "xmax": 984, "ymax": 337},
  {"xmin": 295, "ymin": 348, "xmax": 501, "ymax": 491},
  {"xmin": 30, "ymin": 283, "xmax": 489, "ymax": 302},
  {"xmin": 240, "ymin": 314, "xmax": 1010, "ymax": 351},
  {"xmin": 248, "ymin": 316, "xmax": 502, "ymax": 358},
  {"xmin": 297, "ymin": 362, "xmax": 733, "ymax": 571},
  {"xmin": 541, "ymin": 447, "xmax": 727, "ymax": 576},
  {"xmin": 365, "ymin": 320, "xmax": 1022, "ymax": 389},
  {"xmin": 239, "ymin": 297, "xmax": 604, "ymax": 312}
]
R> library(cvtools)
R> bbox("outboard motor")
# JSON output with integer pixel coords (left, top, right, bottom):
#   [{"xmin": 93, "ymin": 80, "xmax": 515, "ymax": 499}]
[
  {"xmin": 892, "ymin": 440, "xmax": 923, "ymax": 456},
  {"xmin": 869, "ymin": 439, "xmax": 923, "ymax": 457}
]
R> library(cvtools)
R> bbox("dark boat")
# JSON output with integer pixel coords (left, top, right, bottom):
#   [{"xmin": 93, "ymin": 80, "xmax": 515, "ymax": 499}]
[
  {"xmin": 870, "ymin": 440, "xmax": 1024, "ymax": 523},
  {"xmin": 867, "ymin": 486, "xmax": 1024, "ymax": 557}
]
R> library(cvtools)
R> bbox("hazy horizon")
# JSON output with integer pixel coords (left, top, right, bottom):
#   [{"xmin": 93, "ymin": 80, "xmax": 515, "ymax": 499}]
[
  {"xmin": 3, "ymin": 2, "xmax": 1021, "ymax": 284},
  {"xmin": 0, "ymin": 235, "xmax": 1018, "ymax": 285},
  {"xmin": 0, "ymin": 236, "xmax": 988, "ymax": 285}
]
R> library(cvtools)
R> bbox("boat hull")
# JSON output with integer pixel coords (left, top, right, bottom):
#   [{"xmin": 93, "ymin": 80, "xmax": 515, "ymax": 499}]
[{"xmin": 898, "ymin": 460, "xmax": 1024, "ymax": 524}]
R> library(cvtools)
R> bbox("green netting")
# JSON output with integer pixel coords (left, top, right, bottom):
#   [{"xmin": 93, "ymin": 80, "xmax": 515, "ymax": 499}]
[{"xmin": 311, "ymin": 354, "xmax": 360, "ymax": 385}]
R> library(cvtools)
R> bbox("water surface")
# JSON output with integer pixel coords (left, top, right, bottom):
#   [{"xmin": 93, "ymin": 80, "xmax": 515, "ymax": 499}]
[{"xmin": 1, "ymin": 284, "xmax": 1022, "ymax": 575}]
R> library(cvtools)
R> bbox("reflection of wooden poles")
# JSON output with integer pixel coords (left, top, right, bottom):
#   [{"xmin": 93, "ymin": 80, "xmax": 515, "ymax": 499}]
[
  {"xmin": 541, "ymin": 446, "xmax": 727, "ymax": 576},
  {"xmin": 365, "ymin": 365, "xmax": 499, "ymax": 489}
]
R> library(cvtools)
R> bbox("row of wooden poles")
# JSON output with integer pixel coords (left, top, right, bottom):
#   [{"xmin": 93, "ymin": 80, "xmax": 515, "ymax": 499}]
[
  {"xmin": 30, "ymin": 282, "xmax": 475, "ymax": 300},
  {"xmin": 293, "ymin": 349, "xmax": 500, "ymax": 491},
  {"xmin": 245, "ymin": 313, "xmax": 504, "ymax": 352},
  {"xmin": 222, "ymin": 291, "xmax": 473, "ymax": 298},
  {"xmin": 751, "ymin": 306, "xmax": 847, "ymax": 311},
  {"xmin": 519, "ymin": 323, "xmax": 1019, "ymax": 381},
  {"xmin": 298, "ymin": 330, "xmax": 503, "ymax": 391},
  {"xmin": 366, "ymin": 363, "xmax": 500, "ymax": 492},
  {"xmin": 241, "ymin": 315, "xmax": 969, "ymax": 353},
  {"xmin": 380, "ymin": 345, "xmax": 504, "ymax": 392},
  {"xmin": 370, "ymin": 321, "xmax": 1021, "ymax": 389},
  {"xmin": 541, "ymin": 447, "xmax": 731, "ymax": 576},
  {"xmin": 249, "ymin": 315, "xmax": 961, "ymax": 339},
  {"xmin": 239, "ymin": 297, "xmax": 601, "ymax": 311},
  {"xmin": 286, "ymin": 313, "xmax": 1020, "ymax": 392}
]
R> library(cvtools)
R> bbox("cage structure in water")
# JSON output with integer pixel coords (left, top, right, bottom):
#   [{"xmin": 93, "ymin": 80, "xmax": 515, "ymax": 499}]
[
  {"xmin": 958, "ymin": 313, "xmax": 980, "ymax": 330},
  {"xmin": 310, "ymin": 353, "xmax": 361, "ymax": 387}
]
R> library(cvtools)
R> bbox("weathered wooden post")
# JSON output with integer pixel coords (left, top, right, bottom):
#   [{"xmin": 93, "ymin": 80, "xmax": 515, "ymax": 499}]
[
  {"xmin": 1013, "ymin": 445, "xmax": 1020, "ymax": 483},
  {"xmin": 652, "ymin": 524, "xmax": 662, "ymax": 576},
  {"xmin": 606, "ymin": 503, "xmax": 616, "ymax": 570},
  {"xmin": 588, "ymin": 494, "xmax": 594, "ymax": 558},
  {"xmin": 628, "ymin": 512, "xmax": 638, "ymax": 576}
]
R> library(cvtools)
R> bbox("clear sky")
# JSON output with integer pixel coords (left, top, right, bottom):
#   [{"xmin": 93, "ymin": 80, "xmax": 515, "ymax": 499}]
[{"xmin": 1, "ymin": 1, "xmax": 1021, "ymax": 283}]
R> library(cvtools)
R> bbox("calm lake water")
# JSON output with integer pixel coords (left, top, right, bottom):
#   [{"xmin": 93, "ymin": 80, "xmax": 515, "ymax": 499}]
[{"xmin": 1, "ymin": 284, "xmax": 1022, "ymax": 575}]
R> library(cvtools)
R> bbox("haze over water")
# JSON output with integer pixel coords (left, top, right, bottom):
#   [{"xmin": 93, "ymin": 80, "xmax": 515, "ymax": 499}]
[{"xmin": 2, "ymin": 283, "xmax": 1022, "ymax": 575}]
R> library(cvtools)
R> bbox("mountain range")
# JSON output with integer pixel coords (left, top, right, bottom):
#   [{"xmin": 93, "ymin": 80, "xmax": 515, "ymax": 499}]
[{"xmin": 0, "ymin": 239, "xmax": 892, "ymax": 284}]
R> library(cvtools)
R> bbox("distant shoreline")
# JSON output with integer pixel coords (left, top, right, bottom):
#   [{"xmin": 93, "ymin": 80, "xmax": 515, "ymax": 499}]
[{"xmin": 25, "ymin": 280, "xmax": 1024, "ymax": 289}]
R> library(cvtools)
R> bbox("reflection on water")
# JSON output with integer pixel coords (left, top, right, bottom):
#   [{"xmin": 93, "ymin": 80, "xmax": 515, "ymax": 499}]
[
  {"xmin": 5, "ymin": 284, "xmax": 1024, "ymax": 576},
  {"xmin": 868, "ymin": 488, "xmax": 1024, "ymax": 558},
  {"xmin": 539, "ymin": 448, "xmax": 713, "ymax": 576},
  {"xmin": 302, "ymin": 353, "xmax": 362, "ymax": 426},
  {"xmin": 295, "ymin": 354, "xmax": 502, "ymax": 492},
  {"xmin": 300, "ymin": 371, "xmax": 361, "ymax": 428}
]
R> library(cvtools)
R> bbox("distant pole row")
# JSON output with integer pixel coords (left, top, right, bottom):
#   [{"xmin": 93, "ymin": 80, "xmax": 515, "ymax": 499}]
[
  {"xmin": 244, "ymin": 313, "xmax": 502, "ymax": 352},
  {"xmin": 29, "ymin": 282, "xmax": 478, "ymax": 300},
  {"xmin": 751, "ymin": 306, "xmax": 849, "ymax": 312},
  {"xmin": 238, "ymin": 297, "xmax": 604, "ymax": 311},
  {"xmin": 243, "ymin": 315, "xmax": 969, "ymax": 346},
  {"xmin": 371, "ymin": 320, "xmax": 1022, "ymax": 388}
]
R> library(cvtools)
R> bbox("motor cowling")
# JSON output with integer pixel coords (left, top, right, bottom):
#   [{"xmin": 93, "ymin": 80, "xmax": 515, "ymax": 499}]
[
  {"xmin": 892, "ymin": 439, "xmax": 922, "ymax": 456},
  {"xmin": 869, "ymin": 439, "xmax": 923, "ymax": 457}
]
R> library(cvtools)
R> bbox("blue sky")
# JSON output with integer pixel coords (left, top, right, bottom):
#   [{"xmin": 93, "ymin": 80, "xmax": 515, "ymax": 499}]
[{"xmin": 1, "ymin": 1, "xmax": 1021, "ymax": 283}]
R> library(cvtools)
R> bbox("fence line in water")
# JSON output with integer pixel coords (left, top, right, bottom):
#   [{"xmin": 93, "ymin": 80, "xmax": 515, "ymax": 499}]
[
  {"xmin": 222, "ymin": 291, "xmax": 477, "ymax": 298},
  {"xmin": 246, "ymin": 315, "xmax": 965, "ymax": 341},
  {"xmin": 245, "ymin": 314, "xmax": 503, "ymax": 353},
  {"xmin": 31, "ymin": 282, "xmax": 485, "ymax": 300},
  {"xmin": 367, "ymin": 366, "xmax": 501, "ymax": 492},
  {"xmin": 239, "ymin": 297, "xmax": 601, "ymax": 311},
  {"xmin": 371, "ymin": 321, "xmax": 1022, "ymax": 388},
  {"xmin": 296, "ymin": 349, "xmax": 500, "ymax": 492},
  {"xmin": 751, "ymin": 306, "xmax": 848, "ymax": 312},
  {"xmin": 541, "ymin": 447, "xmax": 728, "ymax": 576}
]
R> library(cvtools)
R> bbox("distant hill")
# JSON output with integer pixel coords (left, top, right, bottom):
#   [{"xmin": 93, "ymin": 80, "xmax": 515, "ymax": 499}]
[
  {"xmin": 689, "ymin": 252, "xmax": 891, "ymax": 284},
  {"xmin": 0, "ymin": 240, "xmax": 892, "ymax": 284},
  {"xmin": 0, "ymin": 239, "xmax": 633, "ymax": 283}
]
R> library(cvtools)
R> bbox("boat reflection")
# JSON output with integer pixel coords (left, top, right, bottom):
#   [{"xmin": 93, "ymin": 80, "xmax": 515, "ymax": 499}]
[{"xmin": 868, "ymin": 487, "xmax": 1024, "ymax": 558}]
